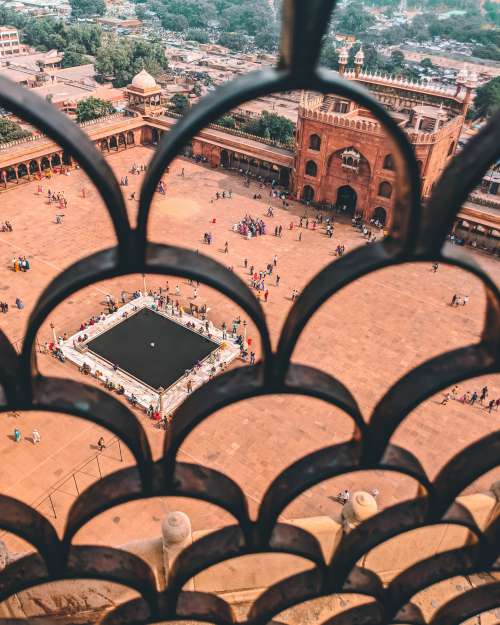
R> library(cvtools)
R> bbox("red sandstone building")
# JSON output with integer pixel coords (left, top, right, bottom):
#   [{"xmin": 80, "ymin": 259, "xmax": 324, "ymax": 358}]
[{"xmin": 292, "ymin": 50, "xmax": 477, "ymax": 226}]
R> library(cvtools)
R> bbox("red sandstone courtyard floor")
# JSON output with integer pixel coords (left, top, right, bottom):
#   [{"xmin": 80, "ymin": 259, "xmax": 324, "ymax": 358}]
[{"xmin": 0, "ymin": 145, "xmax": 498, "ymax": 553}]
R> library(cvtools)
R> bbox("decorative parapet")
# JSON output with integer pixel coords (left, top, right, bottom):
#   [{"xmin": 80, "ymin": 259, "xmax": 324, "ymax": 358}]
[
  {"xmin": 345, "ymin": 68, "xmax": 463, "ymax": 100},
  {"xmin": 162, "ymin": 110, "xmax": 295, "ymax": 151},
  {"xmin": 298, "ymin": 104, "xmax": 463, "ymax": 145},
  {"xmin": 468, "ymin": 193, "xmax": 500, "ymax": 210}
]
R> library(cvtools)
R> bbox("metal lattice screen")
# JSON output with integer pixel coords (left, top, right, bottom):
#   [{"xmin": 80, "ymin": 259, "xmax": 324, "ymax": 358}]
[{"xmin": 0, "ymin": 0, "xmax": 499, "ymax": 623}]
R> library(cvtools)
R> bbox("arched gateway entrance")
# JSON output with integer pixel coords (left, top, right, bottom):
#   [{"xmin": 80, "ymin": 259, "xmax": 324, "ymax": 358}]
[{"xmin": 336, "ymin": 185, "xmax": 357, "ymax": 214}]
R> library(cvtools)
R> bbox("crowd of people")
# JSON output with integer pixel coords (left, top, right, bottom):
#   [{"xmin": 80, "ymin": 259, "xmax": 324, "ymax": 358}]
[
  {"xmin": 234, "ymin": 214, "xmax": 266, "ymax": 238},
  {"xmin": 440, "ymin": 384, "xmax": 498, "ymax": 412}
]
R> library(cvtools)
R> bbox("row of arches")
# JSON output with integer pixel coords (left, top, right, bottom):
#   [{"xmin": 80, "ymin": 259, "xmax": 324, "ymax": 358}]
[
  {"xmin": 301, "ymin": 184, "xmax": 388, "ymax": 224},
  {"xmin": 99, "ymin": 131, "xmax": 135, "ymax": 152}
]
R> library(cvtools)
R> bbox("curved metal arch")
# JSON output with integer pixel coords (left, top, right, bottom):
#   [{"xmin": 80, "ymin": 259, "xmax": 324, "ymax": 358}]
[
  {"xmin": 0, "ymin": 76, "xmax": 131, "ymax": 255},
  {"xmin": 165, "ymin": 523, "xmax": 326, "ymax": 601},
  {"xmin": 101, "ymin": 591, "xmax": 236, "ymax": 625},
  {"xmin": 163, "ymin": 362, "xmax": 364, "ymax": 475},
  {"xmin": 385, "ymin": 544, "xmax": 500, "ymax": 620},
  {"xmin": 257, "ymin": 442, "xmax": 430, "ymax": 536},
  {"xmin": 429, "ymin": 581, "xmax": 500, "ymax": 625},
  {"xmin": 137, "ymin": 67, "xmax": 420, "ymax": 258},
  {"xmin": 19, "ymin": 243, "xmax": 274, "ymax": 393},
  {"xmin": 324, "ymin": 499, "xmax": 484, "ymax": 591},
  {"xmin": 63, "ymin": 461, "xmax": 250, "ymax": 546},
  {"xmin": 0, "ymin": 546, "xmax": 158, "ymax": 609}
]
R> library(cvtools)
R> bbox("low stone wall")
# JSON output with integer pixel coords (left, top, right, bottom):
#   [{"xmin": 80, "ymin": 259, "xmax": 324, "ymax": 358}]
[{"xmin": 0, "ymin": 485, "xmax": 498, "ymax": 623}]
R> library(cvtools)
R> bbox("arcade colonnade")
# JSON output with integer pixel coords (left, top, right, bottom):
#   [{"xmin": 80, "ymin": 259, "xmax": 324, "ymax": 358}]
[
  {"xmin": 0, "ymin": 122, "xmax": 293, "ymax": 190},
  {"xmin": 0, "ymin": 127, "xmax": 143, "ymax": 187},
  {"xmin": 144, "ymin": 125, "xmax": 292, "ymax": 187}
]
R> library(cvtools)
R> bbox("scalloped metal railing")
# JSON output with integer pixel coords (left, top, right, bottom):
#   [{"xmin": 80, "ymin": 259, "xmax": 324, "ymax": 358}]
[{"xmin": 0, "ymin": 0, "xmax": 499, "ymax": 623}]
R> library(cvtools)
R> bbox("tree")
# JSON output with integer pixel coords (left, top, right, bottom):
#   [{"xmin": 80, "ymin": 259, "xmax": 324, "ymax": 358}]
[
  {"xmin": 61, "ymin": 49, "xmax": 88, "ymax": 68},
  {"xmin": 170, "ymin": 93, "xmax": 189, "ymax": 114},
  {"xmin": 76, "ymin": 97, "xmax": 115, "ymax": 123},
  {"xmin": 69, "ymin": 0, "xmax": 105, "ymax": 18},
  {"xmin": 218, "ymin": 31, "xmax": 247, "ymax": 51},
  {"xmin": 0, "ymin": 117, "xmax": 31, "ymax": 143},
  {"xmin": 320, "ymin": 40, "xmax": 338, "ymax": 69},
  {"xmin": 254, "ymin": 29, "xmax": 278, "ymax": 52},
  {"xmin": 95, "ymin": 38, "xmax": 168, "ymax": 87},
  {"xmin": 420, "ymin": 57, "xmax": 434, "ymax": 70},
  {"xmin": 135, "ymin": 5, "xmax": 147, "ymax": 20},
  {"xmin": 218, "ymin": 115, "xmax": 236, "ymax": 128},
  {"xmin": 336, "ymin": 2, "xmax": 375, "ymax": 34},
  {"xmin": 473, "ymin": 77, "xmax": 500, "ymax": 119},
  {"xmin": 185, "ymin": 28, "xmax": 210, "ymax": 43},
  {"xmin": 242, "ymin": 111, "xmax": 295, "ymax": 144},
  {"xmin": 161, "ymin": 13, "xmax": 189, "ymax": 32}
]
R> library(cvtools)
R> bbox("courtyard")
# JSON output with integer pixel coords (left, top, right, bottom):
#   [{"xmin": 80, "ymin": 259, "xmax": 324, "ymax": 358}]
[{"xmin": 0, "ymin": 145, "xmax": 498, "ymax": 553}]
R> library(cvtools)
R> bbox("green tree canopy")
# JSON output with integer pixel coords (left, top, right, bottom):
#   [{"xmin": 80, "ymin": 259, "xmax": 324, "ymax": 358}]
[
  {"xmin": 336, "ymin": 2, "xmax": 375, "ymax": 34},
  {"xmin": 217, "ymin": 115, "xmax": 236, "ymax": 128},
  {"xmin": 473, "ymin": 76, "xmax": 500, "ymax": 119},
  {"xmin": 0, "ymin": 117, "xmax": 31, "ymax": 143},
  {"xmin": 69, "ymin": 0, "xmax": 105, "ymax": 18},
  {"xmin": 76, "ymin": 97, "xmax": 115, "ymax": 123},
  {"xmin": 95, "ymin": 38, "xmax": 168, "ymax": 87},
  {"xmin": 61, "ymin": 49, "xmax": 88, "ymax": 68},
  {"xmin": 218, "ymin": 31, "xmax": 247, "ymax": 51},
  {"xmin": 170, "ymin": 93, "xmax": 189, "ymax": 114},
  {"xmin": 185, "ymin": 27, "xmax": 210, "ymax": 43},
  {"xmin": 161, "ymin": 13, "xmax": 189, "ymax": 31},
  {"xmin": 254, "ymin": 28, "xmax": 278, "ymax": 52},
  {"xmin": 242, "ymin": 111, "xmax": 295, "ymax": 144}
]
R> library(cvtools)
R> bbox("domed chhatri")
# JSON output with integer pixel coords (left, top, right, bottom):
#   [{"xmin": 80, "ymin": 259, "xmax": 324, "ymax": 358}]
[
  {"xmin": 131, "ymin": 68, "xmax": 158, "ymax": 90},
  {"xmin": 125, "ymin": 68, "xmax": 162, "ymax": 116}
]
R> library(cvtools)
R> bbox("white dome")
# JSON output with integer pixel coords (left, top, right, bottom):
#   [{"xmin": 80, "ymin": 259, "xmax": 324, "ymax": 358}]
[
  {"xmin": 132, "ymin": 68, "xmax": 157, "ymax": 89},
  {"xmin": 355, "ymin": 47, "xmax": 364, "ymax": 61}
]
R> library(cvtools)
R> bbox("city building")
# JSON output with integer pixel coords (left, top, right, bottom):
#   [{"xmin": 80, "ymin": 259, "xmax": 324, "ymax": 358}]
[
  {"xmin": 0, "ymin": 27, "xmax": 22, "ymax": 57},
  {"xmin": 292, "ymin": 52, "xmax": 477, "ymax": 226}
]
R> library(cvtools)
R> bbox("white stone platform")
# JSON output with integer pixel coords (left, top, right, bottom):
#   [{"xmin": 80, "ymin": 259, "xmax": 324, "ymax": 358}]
[{"xmin": 59, "ymin": 296, "xmax": 241, "ymax": 415}]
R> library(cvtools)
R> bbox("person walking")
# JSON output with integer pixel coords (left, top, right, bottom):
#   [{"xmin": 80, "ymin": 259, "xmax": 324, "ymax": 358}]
[
  {"xmin": 97, "ymin": 436, "xmax": 105, "ymax": 452},
  {"xmin": 273, "ymin": 254, "xmax": 278, "ymax": 266},
  {"xmin": 32, "ymin": 428, "xmax": 41, "ymax": 444},
  {"xmin": 14, "ymin": 428, "xmax": 21, "ymax": 443},
  {"xmin": 480, "ymin": 385, "xmax": 488, "ymax": 404},
  {"xmin": 298, "ymin": 232, "xmax": 302, "ymax": 242},
  {"xmin": 488, "ymin": 399, "xmax": 495, "ymax": 413},
  {"xmin": 264, "ymin": 289, "xmax": 269, "ymax": 303},
  {"xmin": 276, "ymin": 274, "xmax": 280, "ymax": 286},
  {"xmin": 224, "ymin": 241, "xmax": 229, "ymax": 254},
  {"xmin": 470, "ymin": 391, "xmax": 478, "ymax": 405},
  {"xmin": 431, "ymin": 262, "xmax": 439, "ymax": 273},
  {"xmin": 250, "ymin": 351, "xmax": 255, "ymax": 365}
]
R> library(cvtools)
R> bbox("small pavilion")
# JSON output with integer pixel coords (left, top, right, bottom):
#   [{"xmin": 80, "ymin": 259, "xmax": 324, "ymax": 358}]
[{"xmin": 125, "ymin": 69, "xmax": 162, "ymax": 115}]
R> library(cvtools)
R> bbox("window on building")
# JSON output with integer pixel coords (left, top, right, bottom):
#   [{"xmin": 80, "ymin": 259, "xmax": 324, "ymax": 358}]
[
  {"xmin": 305, "ymin": 160, "xmax": 317, "ymax": 177},
  {"xmin": 383, "ymin": 154, "xmax": 394, "ymax": 170},
  {"xmin": 309, "ymin": 134, "xmax": 321, "ymax": 150},
  {"xmin": 378, "ymin": 181, "xmax": 392, "ymax": 198}
]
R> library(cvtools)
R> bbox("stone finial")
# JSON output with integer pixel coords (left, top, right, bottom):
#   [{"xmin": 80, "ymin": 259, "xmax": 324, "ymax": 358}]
[
  {"xmin": 341, "ymin": 491, "xmax": 378, "ymax": 532},
  {"xmin": 162, "ymin": 511, "xmax": 191, "ymax": 546},
  {"xmin": 162, "ymin": 511, "xmax": 193, "ymax": 589}
]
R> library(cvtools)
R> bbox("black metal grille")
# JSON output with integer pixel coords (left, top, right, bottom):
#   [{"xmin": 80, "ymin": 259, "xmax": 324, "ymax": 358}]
[{"xmin": 0, "ymin": 0, "xmax": 499, "ymax": 623}]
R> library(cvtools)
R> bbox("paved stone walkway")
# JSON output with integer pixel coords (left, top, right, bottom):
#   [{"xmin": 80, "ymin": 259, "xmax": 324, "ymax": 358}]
[{"xmin": 0, "ymin": 146, "xmax": 498, "ymax": 552}]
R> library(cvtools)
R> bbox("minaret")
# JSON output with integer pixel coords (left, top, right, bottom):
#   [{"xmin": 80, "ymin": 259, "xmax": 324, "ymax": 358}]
[
  {"xmin": 455, "ymin": 67, "xmax": 468, "ymax": 98},
  {"xmin": 354, "ymin": 47, "xmax": 364, "ymax": 79},
  {"xmin": 338, "ymin": 45, "xmax": 348, "ymax": 76},
  {"xmin": 463, "ymin": 70, "xmax": 478, "ymax": 117}
]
